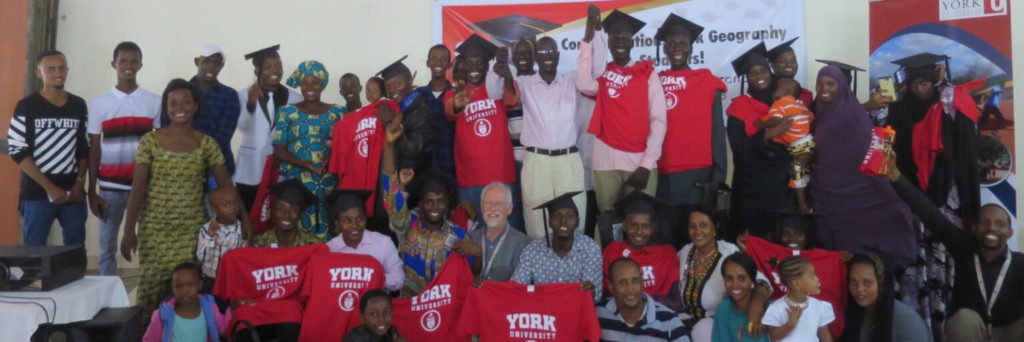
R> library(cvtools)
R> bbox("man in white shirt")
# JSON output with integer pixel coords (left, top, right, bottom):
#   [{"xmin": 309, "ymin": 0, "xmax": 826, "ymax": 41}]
[{"xmin": 87, "ymin": 42, "xmax": 161, "ymax": 276}]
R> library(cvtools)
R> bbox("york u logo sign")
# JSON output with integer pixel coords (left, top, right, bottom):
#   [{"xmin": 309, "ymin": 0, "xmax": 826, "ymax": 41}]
[{"xmin": 939, "ymin": 0, "xmax": 1007, "ymax": 20}]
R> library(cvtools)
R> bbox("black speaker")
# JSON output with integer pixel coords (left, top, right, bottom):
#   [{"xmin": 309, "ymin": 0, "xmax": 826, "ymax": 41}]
[{"xmin": 69, "ymin": 306, "xmax": 143, "ymax": 342}]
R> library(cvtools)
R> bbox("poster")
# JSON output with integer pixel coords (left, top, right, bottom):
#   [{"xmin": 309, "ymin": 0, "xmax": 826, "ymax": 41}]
[
  {"xmin": 432, "ymin": 0, "xmax": 807, "ymax": 107},
  {"xmin": 870, "ymin": 0, "xmax": 1016, "ymax": 250}
]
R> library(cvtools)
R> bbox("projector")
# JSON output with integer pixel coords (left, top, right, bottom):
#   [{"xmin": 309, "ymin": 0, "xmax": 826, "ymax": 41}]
[{"xmin": 0, "ymin": 245, "xmax": 86, "ymax": 291}]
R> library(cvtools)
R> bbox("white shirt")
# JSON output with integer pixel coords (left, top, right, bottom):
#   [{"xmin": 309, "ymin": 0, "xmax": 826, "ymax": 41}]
[
  {"xmin": 761, "ymin": 295, "xmax": 835, "ymax": 342},
  {"xmin": 233, "ymin": 86, "xmax": 302, "ymax": 185},
  {"xmin": 677, "ymin": 240, "xmax": 769, "ymax": 320},
  {"xmin": 326, "ymin": 230, "xmax": 405, "ymax": 292},
  {"xmin": 87, "ymin": 86, "xmax": 161, "ymax": 191}
]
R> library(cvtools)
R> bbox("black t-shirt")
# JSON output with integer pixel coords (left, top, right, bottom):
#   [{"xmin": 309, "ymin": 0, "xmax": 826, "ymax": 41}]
[{"xmin": 7, "ymin": 92, "xmax": 89, "ymax": 200}]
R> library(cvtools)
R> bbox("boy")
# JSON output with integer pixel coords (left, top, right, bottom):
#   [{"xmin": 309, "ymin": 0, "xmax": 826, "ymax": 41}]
[
  {"xmin": 196, "ymin": 186, "xmax": 245, "ymax": 298},
  {"xmin": 757, "ymin": 78, "xmax": 814, "ymax": 210},
  {"xmin": 143, "ymin": 262, "xmax": 230, "ymax": 342}
]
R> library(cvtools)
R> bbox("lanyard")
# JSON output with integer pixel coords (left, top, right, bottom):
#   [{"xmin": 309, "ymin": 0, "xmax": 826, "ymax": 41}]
[
  {"xmin": 973, "ymin": 249, "xmax": 1011, "ymax": 324},
  {"xmin": 480, "ymin": 228, "xmax": 510, "ymax": 279}
]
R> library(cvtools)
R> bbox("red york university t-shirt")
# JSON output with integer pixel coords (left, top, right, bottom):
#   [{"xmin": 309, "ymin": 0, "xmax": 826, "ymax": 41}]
[
  {"xmin": 445, "ymin": 85, "xmax": 516, "ymax": 187},
  {"xmin": 392, "ymin": 255, "xmax": 473, "ymax": 342},
  {"xmin": 601, "ymin": 242, "xmax": 680, "ymax": 297},
  {"xmin": 329, "ymin": 99, "xmax": 397, "ymax": 215},
  {"xmin": 457, "ymin": 281, "xmax": 602, "ymax": 342},
  {"xmin": 298, "ymin": 252, "xmax": 385, "ymax": 342},
  {"xmin": 213, "ymin": 244, "xmax": 327, "ymax": 327},
  {"xmin": 744, "ymin": 236, "xmax": 847, "ymax": 338}
]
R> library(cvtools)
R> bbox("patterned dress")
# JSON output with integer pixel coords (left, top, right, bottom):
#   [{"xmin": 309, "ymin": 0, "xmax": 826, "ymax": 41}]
[
  {"xmin": 250, "ymin": 229, "xmax": 323, "ymax": 248},
  {"xmin": 135, "ymin": 132, "xmax": 223, "ymax": 317},
  {"xmin": 273, "ymin": 104, "xmax": 345, "ymax": 238}
]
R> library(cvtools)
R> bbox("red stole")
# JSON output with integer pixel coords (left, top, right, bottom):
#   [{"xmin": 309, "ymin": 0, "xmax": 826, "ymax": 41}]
[
  {"xmin": 657, "ymin": 68, "xmax": 727, "ymax": 174},
  {"xmin": 329, "ymin": 99, "xmax": 397, "ymax": 215},
  {"xmin": 911, "ymin": 88, "xmax": 979, "ymax": 189},
  {"xmin": 799, "ymin": 87, "xmax": 814, "ymax": 106},
  {"xmin": 588, "ymin": 61, "xmax": 655, "ymax": 153},
  {"xmin": 726, "ymin": 94, "xmax": 770, "ymax": 137}
]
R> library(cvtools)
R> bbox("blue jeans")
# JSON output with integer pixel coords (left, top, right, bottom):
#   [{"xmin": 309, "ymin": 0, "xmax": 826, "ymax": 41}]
[
  {"xmin": 19, "ymin": 200, "xmax": 87, "ymax": 246},
  {"xmin": 98, "ymin": 190, "xmax": 130, "ymax": 275}
]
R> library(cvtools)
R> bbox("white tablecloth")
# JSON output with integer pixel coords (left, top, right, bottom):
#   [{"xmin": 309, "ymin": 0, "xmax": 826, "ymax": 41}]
[{"xmin": 0, "ymin": 276, "xmax": 130, "ymax": 342}]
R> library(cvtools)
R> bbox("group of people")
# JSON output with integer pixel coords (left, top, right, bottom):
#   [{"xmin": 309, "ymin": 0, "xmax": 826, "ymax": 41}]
[{"xmin": 8, "ymin": 3, "xmax": 1023, "ymax": 342}]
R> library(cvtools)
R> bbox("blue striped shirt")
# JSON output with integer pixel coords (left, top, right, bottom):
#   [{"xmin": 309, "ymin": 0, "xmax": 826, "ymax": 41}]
[{"xmin": 597, "ymin": 294, "xmax": 691, "ymax": 342}]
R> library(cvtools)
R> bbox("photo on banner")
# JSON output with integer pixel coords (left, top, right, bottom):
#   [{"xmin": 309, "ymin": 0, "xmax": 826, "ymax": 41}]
[
  {"xmin": 870, "ymin": 0, "xmax": 1016, "ymax": 251},
  {"xmin": 431, "ymin": 0, "xmax": 807, "ymax": 109}
]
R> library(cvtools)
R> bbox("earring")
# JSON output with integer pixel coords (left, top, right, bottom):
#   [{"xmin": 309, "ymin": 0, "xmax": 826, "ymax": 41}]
[{"xmin": 750, "ymin": 283, "xmax": 755, "ymax": 289}]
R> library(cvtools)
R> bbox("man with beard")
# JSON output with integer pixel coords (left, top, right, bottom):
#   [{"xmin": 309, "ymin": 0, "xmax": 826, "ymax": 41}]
[
  {"xmin": 767, "ymin": 38, "xmax": 813, "ymax": 105},
  {"xmin": 597, "ymin": 258, "xmax": 689, "ymax": 341},
  {"xmin": 653, "ymin": 14, "xmax": 727, "ymax": 247},
  {"xmin": 380, "ymin": 56, "xmax": 435, "ymax": 176},
  {"xmin": 452, "ymin": 182, "xmax": 530, "ymax": 282},
  {"xmin": 235, "ymin": 44, "xmax": 302, "ymax": 209},
  {"xmin": 513, "ymin": 191, "xmax": 603, "ymax": 301},
  {"xmin": 576, "ymin": 9, "xmax": 667, "ymax": 215},
  {"xmin": 380, "ymin": 114, "xmax": 468, "ymax": 297},
  {"xmin": 885, "ymin": 157, "xmax": 1023, "ymax": 342},
  {"xmin": 9, "ymin": 50, "xmax": 89, "ymax": 247}
]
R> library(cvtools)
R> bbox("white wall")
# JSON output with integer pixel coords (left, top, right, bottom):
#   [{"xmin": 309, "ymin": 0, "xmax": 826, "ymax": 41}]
[{"xmin": 51, "ymin": 0, "xmax": 1024, "ymax": 268}]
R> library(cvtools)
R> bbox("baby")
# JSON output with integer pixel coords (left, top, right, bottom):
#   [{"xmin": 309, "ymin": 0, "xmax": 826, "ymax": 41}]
[{"xmin": 757, "ymin": 78, "xmax": 815, "ymax": 210}]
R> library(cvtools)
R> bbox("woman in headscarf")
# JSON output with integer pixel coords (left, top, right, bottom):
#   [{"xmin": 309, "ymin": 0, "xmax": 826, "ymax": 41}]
[
  {"xmin": 725, "ymin": 42, "xmax": 793, "ymax": 238},
  {"xmin": 839, "ymin": 253, "xmax": 929, "ymax": 342},
  {"xmin": 809, "ymin": 65, "xmax": 916, "ymax": 266},
  {"xmin": 273, "ymin": 60, "xmax": 345, "ymax": 239}
]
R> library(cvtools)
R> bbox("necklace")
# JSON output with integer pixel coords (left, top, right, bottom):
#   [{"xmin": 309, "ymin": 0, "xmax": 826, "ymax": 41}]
[
  {"xmin": 784, "ymin": 295, "xmax": 809, "ymax": 309},
  {"xmin": 682, "ymin": 246, "xmax": 721, "ymax": 319}
]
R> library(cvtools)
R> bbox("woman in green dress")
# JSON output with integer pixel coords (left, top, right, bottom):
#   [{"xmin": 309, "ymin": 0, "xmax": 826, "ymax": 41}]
[
  {"xmin": 120, "ymin": 79, "xmax": 249, "ymax": 317},
  {"xmin": 273, "ymin": 60, "xmax": 345, "ymax": 239}
]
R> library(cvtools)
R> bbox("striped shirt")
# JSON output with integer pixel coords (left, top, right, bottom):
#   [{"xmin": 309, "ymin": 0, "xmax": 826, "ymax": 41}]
[
  {"xmin": 761, "ymin": 95, "xmax": 813, "ymax": 146},
  {"xmin": 7, "ymin": 92, "xmax": 89, "ymax": 200},
  {"xmin": 87, "ymin": 87, "xmax": 160, "ymax": 191},
  {"xmin": 596, "ymin": 294, "xmax": 691, "ymax": 342},
  {"xmin": 196, "ymin": 219, "xmax": 244, "ymax": 278}
]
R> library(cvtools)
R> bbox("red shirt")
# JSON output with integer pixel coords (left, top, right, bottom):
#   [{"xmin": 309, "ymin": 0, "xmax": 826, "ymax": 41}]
[
  {"xmin": 298, "ymin": 252, "xmax": 385, "ymax": 342},
  {"xmin": 457, "ymin": 281, "xmax": 602, "ymax": 342},
  {"xmin": 445, "ymin": 86, "xmax": 515, "ymax": 187},
  {"xmin": 329, "ymin": 99, "xmax": 397, "ymax": 215},
  {"xmin": 588, "ymin": 61, "xmax": 655, "ymax": 153},
  {"xmin": 392, "ymin": 255, "xmax": 474, "ymax": 342},
  {"xmin": 213, "ymin": 244, "xmax": 327, "ymax": 328},
  {"xmin": 744, "ymin": 236, "xmax": 847, "ymax": 338},
  {"xmin": 601, "ymin": 242, "xmax": 680, "ymax": 297},
  {"xmin": 657, "ymin": 68, "xmax": 727, "ymax": 174}
]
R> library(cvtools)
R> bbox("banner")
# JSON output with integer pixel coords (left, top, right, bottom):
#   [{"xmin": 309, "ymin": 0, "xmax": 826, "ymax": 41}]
[
  {"xmin": 432, "ymin": 0, "xmax": 807, "ymax": 107},
  {"xmin": 869, "ymin": 0, "xmax": 1016, "ymax": 250}
]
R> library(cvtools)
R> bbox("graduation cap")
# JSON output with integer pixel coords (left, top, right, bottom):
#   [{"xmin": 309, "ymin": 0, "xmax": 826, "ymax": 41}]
[
  {"xmin": 533, "ymin": 191, "xmax": 583, "ymax": 247},
  {"xmin": 468, "ymin": 14, "xmax": 562, "ymax": 47},
  {"xmin": 268, "ymin": 178, "xmax": 317, "ymax": 209},
  {"xmin": 816, "ymin": 59, "xmax": 866, "ymax": 95},
  {"xmin": 455, "ymin": 34, "xmax": 498, "ymax": 60},
  {"xmin": 891, "ymin": 52, "xmax": 951, "ymax": 84},
  {"xmin": 325, "ymin": 189, "xmax": 374, "ymax": 229},
  {"xmin": 767, "ymin": 37, "xmax": 798, "ymax": 61},
  {"xmin": 614, "ymin": 190, "xmax": 668, "ymax": 218},
  {"xmin": 377, "ymin": 55, "xmax": 411, "ymax": 81},
  {"xmin": 406, "ymin": 168, "xmax": 459, "ymax": 209},
  {"xmin": 602, "ymin": 10, "xmax": 646, "ymax": 35},
  {"xmin": 731, "ymin": 42, "xmax": 770, "ymax": 93},
  {"xmin": 653, "ymin": 14, "xmax": 704, "ymax": 63},
  {"xmin": 766, "ymin": 209, "xmax": 816, "ymax": 249},
  {"xmin": 244, "ymin": 44, "xmax": 281, "ymax": 69}
]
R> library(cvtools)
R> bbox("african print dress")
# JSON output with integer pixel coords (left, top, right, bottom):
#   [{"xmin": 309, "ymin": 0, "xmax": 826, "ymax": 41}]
[
  {"xmin": 273, "ymin": 104, "xmax": 345, "ymax": 238},
  {"xmin": 135, "ymin": 132, "xmax": 224, "ymax": 318}
]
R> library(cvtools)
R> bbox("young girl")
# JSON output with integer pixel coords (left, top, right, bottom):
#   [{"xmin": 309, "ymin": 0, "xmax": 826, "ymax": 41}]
[
  {"xmin": 761, "ymin": 256, "xmax": 834, "ymax": 342},
  {"xmin": 143, "ymin": 262, "xmax": 230, "ymax": 342}
]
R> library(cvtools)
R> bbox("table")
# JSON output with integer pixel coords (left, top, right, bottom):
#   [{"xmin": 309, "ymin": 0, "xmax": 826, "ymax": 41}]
[{"xmin": 0, "ymin": 276, "xmax": 130, "ymax": 342}]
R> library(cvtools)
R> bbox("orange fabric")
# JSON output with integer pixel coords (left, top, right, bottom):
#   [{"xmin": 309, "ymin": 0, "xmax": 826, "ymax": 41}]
[{"xmin": 761, "ymin": 95, "xmax": 813, "ymax": 145}]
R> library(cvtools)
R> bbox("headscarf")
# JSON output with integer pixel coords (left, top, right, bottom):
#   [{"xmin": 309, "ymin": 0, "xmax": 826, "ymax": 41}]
[
  {"xmin": 287, "ymin": 60, "xmax": 329, "ymax": 89},
  {"xmin": 745, "ymin": 58, "xmax": 775, "ymax": 106},
  {"xmin": 840, "ymin": 253, "xmax": 895, "ymax": 342}
]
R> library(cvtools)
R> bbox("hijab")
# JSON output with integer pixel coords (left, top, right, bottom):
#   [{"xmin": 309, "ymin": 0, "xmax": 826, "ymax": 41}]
[
  {"xmin": 840, "ymin": 253, "xmax": 895, "ymax": 342},
  {"xmin": 287, "ymin": 60, "xmax": 330, "ymax": 89}
]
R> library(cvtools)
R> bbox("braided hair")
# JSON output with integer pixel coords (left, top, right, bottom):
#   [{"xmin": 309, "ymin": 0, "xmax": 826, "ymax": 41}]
[{"xmin": 776, "ymin": 255, "xmax": 811, "ymax": 290}]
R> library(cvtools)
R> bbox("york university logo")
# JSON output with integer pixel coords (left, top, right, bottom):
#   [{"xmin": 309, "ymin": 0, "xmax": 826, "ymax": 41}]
[
  {"xmin": 357, "ymin": 138, "xmax": 369, "ymax": 158},
  {"xmin": 474, "ymin": 118, "xmax": 492, "ymax": 137},
  {"xmin": 420, "ymin": 309, "xmax": 442, "ymax": 332},
  {"xmin": 338, "ymin": 290, "xmax": 359, "ymax": 311},
  {"xmin": 665, "ymin": 92, "xmax": 678, "ymax": 109},
  {"xmin": 266, "ymin": 286, "xmax": 286, "ymax": 299}
]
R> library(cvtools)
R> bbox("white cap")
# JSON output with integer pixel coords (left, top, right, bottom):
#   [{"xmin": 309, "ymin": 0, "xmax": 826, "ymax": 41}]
[{"xmin": 197, "ymin": 44, "xmax": 224, "ymax": 58}]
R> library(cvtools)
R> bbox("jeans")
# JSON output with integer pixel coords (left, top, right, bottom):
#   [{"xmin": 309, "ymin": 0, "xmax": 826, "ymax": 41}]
[
  {"xmin": 98, "ymin": 190, "xmax": 130, "ymax": 275},
  {"xmin": 19, "ymin": 200, "xmax": 87, "ymax": 246}
]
